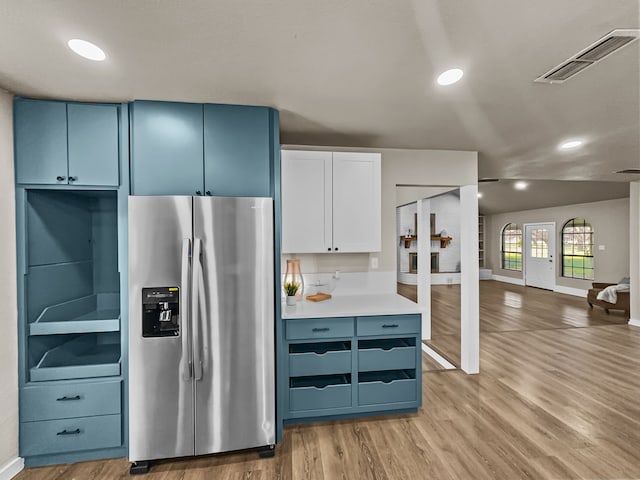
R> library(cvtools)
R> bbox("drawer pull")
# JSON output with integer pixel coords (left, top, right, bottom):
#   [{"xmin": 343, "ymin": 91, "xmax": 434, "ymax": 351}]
[
  {"xmin": 56, "ymin": 395, "xmax": 81, "ymax": 401},
  {"xmin": 56, "ymin": 428, "xmax": 81, "ymax": 436},
  {"xmin": 312, "ymin": 327, "xmax": 330, "ymax": 332},
  {"xmin": 382, "ymin": 324, "xmax": 399, "ymax": 328}
]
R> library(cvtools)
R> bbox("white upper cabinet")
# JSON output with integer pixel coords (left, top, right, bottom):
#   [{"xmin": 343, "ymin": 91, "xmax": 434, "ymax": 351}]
[{"xmin": 281, "ymin": 150, "xmax": 381, "ymax": 253}]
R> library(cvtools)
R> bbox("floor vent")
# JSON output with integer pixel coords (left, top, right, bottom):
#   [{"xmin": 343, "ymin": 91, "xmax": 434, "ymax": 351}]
[{"xmin": 535, "ymin": 29, "xmax": 639, "ymax": 84}]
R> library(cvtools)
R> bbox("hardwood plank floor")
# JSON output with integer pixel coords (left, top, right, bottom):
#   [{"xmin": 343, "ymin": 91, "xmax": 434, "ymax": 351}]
[{"xmin": 17, "ymin": 282, "xmax": 639, "ymax": 480}]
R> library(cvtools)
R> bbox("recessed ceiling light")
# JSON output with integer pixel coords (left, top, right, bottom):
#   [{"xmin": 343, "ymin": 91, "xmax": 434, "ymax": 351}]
[
  {"xmin": 477, "ymin": 192, "xmax": 483, "ymax": 199},
  {"xmin": 558, "ymin": 139, "xmax": 583, "ymax": 150},
  {"xmin": 437, "ymin": 68, "xmax": 464, "ymax": 86},
  {"xmin": 68, "ymin": 39, "xmax": 106, "ymax": 61},
  {"xmin": 514, "ymin": 181, "xmax": 528, "ymax": 190}
]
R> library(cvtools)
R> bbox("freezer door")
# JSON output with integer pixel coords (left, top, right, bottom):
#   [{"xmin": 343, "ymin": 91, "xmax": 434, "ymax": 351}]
[
  {"xmin": 193, "ymin": 196, "xmax": 275, "ymax": 455},
  {"xmin": 128, "ymin": 196, "xmax": 195, "ymax": 461}
]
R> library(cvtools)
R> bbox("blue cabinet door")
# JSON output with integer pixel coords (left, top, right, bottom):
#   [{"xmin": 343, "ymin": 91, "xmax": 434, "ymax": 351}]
[
  {"xmin": 14, "ymin": 99, "xmax": 68, "ymax": 185},
  {"xmin": 131, "ymin": 101, "xmax": 204, "ymax": 195},
  {"xmin": 204, "ymin": 104, "xmax": 271, "ymax": 197},
  {"xmin": 67, "ymin": 104, "xmax": 119, "ymax": 186}
]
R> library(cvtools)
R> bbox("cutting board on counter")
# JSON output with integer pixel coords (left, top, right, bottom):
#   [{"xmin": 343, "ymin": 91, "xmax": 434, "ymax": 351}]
[{"xmin": 306, "ymin": 293, "xmax": 332, "ymax": 302}]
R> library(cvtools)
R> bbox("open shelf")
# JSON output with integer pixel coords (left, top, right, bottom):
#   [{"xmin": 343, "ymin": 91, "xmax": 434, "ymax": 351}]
[
  {"xmin": 30, "ymin": 293, "xmax": 120, "ymax": 336},
  {"xmin": 30, "ymin": 334, "xmax": 121, "ymax": 382},
  {"xmin": 400, "ymin": 236, "xmax": 417, "ymax": 248},
  {"xmin": 431, "ymin": 236, "xmax": 452, "ymax": 248}
]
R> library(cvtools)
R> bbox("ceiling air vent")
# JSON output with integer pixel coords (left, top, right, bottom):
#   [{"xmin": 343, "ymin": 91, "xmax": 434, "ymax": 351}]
[
  {"xmin": 615, "ymin": 169, "xmax": 640, "ymax": 174},
  {"xmin": 535, "ymin": 29, "xmax": 640, "ymax": 84}
]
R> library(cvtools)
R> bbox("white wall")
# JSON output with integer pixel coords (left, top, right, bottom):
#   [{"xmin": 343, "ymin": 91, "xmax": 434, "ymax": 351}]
[
  {"xmin": 486, "ymin": 198, "xmax": 630, "ymax": 291},
  {"xmin": 0, "ymin": 90, "xmax": 19, "ymax": 471},
  {"xmin": 397, "ymin": 202, "xmax": 417, "ymax": 276},
  {"xmin": 281, "ymin": 145, "xmax": 477, "ymax": 276},
  {"xmin": 430, "ymin": 192, "xmax": 461, "ymax": 273},
  {"xmin": 630, "ymin": 182, "xmax": 640, "ymax": 327}
]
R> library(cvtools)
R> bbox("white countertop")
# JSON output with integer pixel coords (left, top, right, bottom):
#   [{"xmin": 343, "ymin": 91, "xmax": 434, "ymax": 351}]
[{"xmin": 281, "ymin": 293, "xmax": 422, "ymax": 319}]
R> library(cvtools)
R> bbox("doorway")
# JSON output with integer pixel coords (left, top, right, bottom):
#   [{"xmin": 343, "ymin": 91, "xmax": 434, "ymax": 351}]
[{"xmin": 524, "ymin": 223, "xmax": 556, "ymax": 290}]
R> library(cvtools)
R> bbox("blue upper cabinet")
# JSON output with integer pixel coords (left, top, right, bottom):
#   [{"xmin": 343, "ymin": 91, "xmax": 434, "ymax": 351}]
[
  {"xmin": 203, "ymin": 105, "xmax": 271, "ymax": 197},
  {"xmin": 14, "ymin": 98, "xmax": 120, "ymax": 187},
  {"xmin": 67, "ymin": 104, "xmax": 119, "ymax": 186},
  {"xmin": 15, "ymin": 99, "xmax": 68, "ymax": 185},
  {"xmin": 130, "ymin": 100, "xmax": 278, "ymax": 197},
  {"xmin": 130, "ymin": 101, "xmax": 204, "ymax": 196}
]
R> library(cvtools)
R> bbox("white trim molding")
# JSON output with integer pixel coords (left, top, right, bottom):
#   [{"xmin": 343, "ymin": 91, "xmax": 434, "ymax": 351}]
[
  {"xmin": 492, "ymin": 274, "xmax": 525, "ymax": 286},
  {"xmin": 422, "ymin": 343, "xmax": 456, "ymax": 370},
  {"xmin": 629, "ymin": 319, "xmax": 640, "ymax": 328},
  {"xmin": 0, "ymin": 458, "xmax": 24, "ymax": 480},
  {"xmin": 553, "ymin": 285, "xmax": 588, "ymax": 298}
]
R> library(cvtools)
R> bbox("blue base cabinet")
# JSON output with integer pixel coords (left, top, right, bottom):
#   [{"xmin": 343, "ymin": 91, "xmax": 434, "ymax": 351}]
[{"xmin": 281, "ymin": 314, "xmax": 422, "ymax": 424}]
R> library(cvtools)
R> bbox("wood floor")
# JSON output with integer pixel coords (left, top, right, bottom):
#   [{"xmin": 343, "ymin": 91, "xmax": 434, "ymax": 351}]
[
  {"xmin": 400, "ymin": 280, "xmax": 629, "ymax": 367},
  {"xmin": 17, "ymin": 281, "xmax": 640, "ymax": 480}
]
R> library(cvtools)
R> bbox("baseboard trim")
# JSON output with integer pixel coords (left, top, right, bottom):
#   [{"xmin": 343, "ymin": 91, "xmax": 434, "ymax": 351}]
[
  {"xmin": 491, "ymin": 274, "xmax": 525, "ymax": 286},
  {"xmin": 421, "ymin": 343, "xmax": 456, "ymax": 370},
  {"xmin": 553, "ymin": 285, "xmax": 588, "ymax": 298},
  {"xmin": 629, "ymin": 319, "xmax": 640, "ymax": 328},
  {"xmin": 0, "ymin": 458, "xmax": 24, "ymax": 480}
]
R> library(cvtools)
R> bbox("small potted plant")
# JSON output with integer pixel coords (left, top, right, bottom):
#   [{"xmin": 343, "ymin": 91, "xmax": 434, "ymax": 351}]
[{"xmin": 284, "ymin": 281, "xmax": 300, "ymax": 306}]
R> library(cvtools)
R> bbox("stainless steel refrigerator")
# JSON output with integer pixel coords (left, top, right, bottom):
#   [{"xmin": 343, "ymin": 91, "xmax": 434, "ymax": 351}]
[{"xmin": 127, "ymin": 196, "xmax": 275, "ymax": 473}]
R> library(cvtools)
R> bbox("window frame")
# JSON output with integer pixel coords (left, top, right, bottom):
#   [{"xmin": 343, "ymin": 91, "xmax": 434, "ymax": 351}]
[
  {"xmin": 501, "ymin": 222, "xmax": 523, "ymax": 271},
  {"xmin": 561, "ymin": 218, "xmax": 594, "ymax": 280}
]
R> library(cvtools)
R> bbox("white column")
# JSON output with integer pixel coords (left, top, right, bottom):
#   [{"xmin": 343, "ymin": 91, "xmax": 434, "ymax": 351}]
[
  {"xmin": 417, "ymin": 198, "xmax": 431, "ymax": 339},
  {"xmin": 460, "ymin": 185, "xmax": 480, "ymax": 373},
  {"xmin": 630, "ymin": 181, "xmax": 640, "ymax": 327}
]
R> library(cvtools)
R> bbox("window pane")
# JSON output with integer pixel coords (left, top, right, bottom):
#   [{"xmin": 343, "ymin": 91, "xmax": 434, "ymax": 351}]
[{"xmin": 562, "ymin": 218, "xmax": 594, "ymax": 279}]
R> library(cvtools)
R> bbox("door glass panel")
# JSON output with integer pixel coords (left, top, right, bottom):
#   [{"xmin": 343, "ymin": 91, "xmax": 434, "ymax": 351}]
[{"xmin": 530, "ymin": 228, "xmax": 549, "ymax": 258}]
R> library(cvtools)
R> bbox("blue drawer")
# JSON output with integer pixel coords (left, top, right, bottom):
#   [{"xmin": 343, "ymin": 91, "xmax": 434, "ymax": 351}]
[
  {"xmin": 358, "ymin": 378, "xmax": 417, "ymax": 406},
  {"xmin": 357, "ymin": 315, "xmax": 420, "ymax": 336},
  {"xmin": 290, "ymin": 350, "xmax": 352, "ymax": 376},
  {"xmin": 286, "ymin": 317, "xmax": 353, "ymax": 340},
  {"xmin": 21, "ymin": 380, "xmax": 121, "ymax": 422},
  {"xmin": 289, "ymin": 384, "xmax": 351, "ymax": 411},
  {"xmin": 20, "ymin": 414, "xmax": 122, "ymax": 457},
  {"xmin": 359, "ymin": 347, "xmax": 416, "ymax": 372}
]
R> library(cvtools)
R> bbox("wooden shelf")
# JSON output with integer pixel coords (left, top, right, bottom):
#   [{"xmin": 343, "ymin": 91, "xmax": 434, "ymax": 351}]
[
  {"xmin": 431, "ymin": 236, "xmax": 452, "ymax": 248},
  {"xmin": 400, "ymin": 236, "xmax": 417, "ymax": 248}
]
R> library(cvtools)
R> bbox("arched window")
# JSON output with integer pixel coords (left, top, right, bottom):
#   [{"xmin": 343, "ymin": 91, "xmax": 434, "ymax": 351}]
[
  {"xmin": 562, "ymin": 218, "xmax": 594, "ymax": 280},
  {"xmin": 501, "ymin": 223, "xmax": 522, "ymax": 271}
]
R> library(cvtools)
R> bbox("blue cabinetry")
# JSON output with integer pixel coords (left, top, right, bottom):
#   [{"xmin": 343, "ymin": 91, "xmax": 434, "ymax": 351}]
[
  {"xmin": 131, "ymin": 100, "xmax": 278, "ymax": 197},
  {"xmin": 204, "ymin": 104, "xmax": 272, "ymax": 197},
  {"xmin": 130, "ymin": 101, "xmax": 204, "ymax": 195},
  {"xmin": 282, "ymin": 314, "xmax": 422, "ymax": 424},
  {"xmin": 14, "ymin": 99, "xmax": 119, "ymax": 186},
  {"xmin": 67, "ymin": 104, "xmax": 119, "ymax": 186},
  {"xmin": 14, "ymin": 99, "xmax": 67, "ymax": 185},
  {"xmin": 16, "ymin": 188, "xmax": 125, "ymax": 466}
]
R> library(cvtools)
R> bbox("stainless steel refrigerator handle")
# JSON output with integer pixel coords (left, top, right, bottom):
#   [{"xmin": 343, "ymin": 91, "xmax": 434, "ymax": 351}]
[
  {"xmin": 192, "ymin": 237, "xmax": 203, "ymax": 381},
  {"xmin": 181, "ymin": 238, "xmax": 192, "ymax": 380}
]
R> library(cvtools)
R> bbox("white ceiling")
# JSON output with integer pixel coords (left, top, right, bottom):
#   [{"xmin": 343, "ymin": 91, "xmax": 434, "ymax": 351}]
[{"xmin": 1, "ymin": 1, "xmax": 638, "ymax": 211}]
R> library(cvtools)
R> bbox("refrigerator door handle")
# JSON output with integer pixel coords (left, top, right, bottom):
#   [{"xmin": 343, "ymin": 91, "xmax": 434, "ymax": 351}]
[
  {"xmin": 181, "ymin": 238, "xmax": 192, "ymax": 380},
  {"xmin": 192, "ymin": 237, "xmax": 203, "ymax": 381}
]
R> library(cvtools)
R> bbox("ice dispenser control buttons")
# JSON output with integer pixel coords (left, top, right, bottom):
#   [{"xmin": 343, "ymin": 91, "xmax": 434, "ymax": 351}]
[{"xmin": 142, "ymin": 287, "xmax": 180, "ymax": 337}]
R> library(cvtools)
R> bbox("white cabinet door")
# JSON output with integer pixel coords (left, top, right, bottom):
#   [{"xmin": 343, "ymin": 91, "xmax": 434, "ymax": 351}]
[
  {"xmin": 332, "ymin": 152, "xmax": 381, "ymax": 252},
  {"xmin": 281, "ymin": 150, "xmax": 333, "ymax": 253}
]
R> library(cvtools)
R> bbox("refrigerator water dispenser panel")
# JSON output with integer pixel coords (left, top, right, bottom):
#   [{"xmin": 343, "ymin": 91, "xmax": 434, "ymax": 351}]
[{"xmin": 142, "ymin": 287, "xmax": 180, "ymax": 337}]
